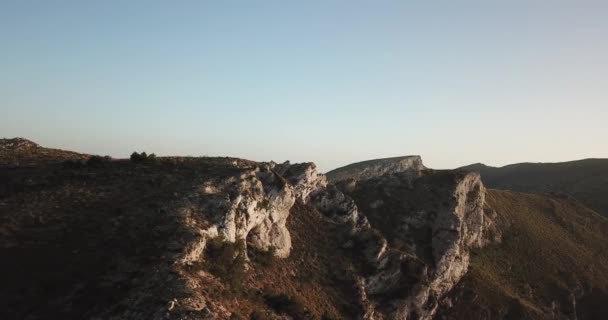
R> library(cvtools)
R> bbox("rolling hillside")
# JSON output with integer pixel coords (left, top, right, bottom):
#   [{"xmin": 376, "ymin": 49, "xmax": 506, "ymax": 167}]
[
  {"xmin": 460, "ymin": 159, "xmax": 608, "ymax": 217},
  {"xmin": 441, "ymin": 190, "xmax": 608, "ymax": 319}
]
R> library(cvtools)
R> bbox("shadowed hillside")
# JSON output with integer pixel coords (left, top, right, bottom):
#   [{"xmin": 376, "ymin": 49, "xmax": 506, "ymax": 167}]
[
  {"xmin": 0, "ymin": 138, "xmax": 88, "ymax": 166},
  {"xmin": 460, "ymin": 159, "xmax": 608, "ymax": 217},
  {"xmin": 439, "ymin": 190, "xmax": 608, "ymax": 319}
]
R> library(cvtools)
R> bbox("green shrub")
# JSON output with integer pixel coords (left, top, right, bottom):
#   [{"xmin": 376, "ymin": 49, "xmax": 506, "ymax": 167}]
[
  {"xmin": 205, "ymin": 239, "xmax": 248, "ymax": 292},
  {"xmin": 86, "ymin": 155, "xmax": 112, "ymax": 167},
  {"xmin": 130, "ymin": 151, "xmax": 158, "ymax": 164},
  {"xmin": 130, "ymin": 152, "xmax": 144, "ymax": 163}
]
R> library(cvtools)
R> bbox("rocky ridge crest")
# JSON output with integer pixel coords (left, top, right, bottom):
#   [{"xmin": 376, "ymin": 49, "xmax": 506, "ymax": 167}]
[
  {"xmin": 326, "ymin": 156, "xmax": 426, "ymax": 184},
  {"xmin": 176, "ymin": 157, "xmax": 493, "ymax": 319},
  {"xmin": 0, "ymin": 140, "xmax": 495, "ymax": 319}
]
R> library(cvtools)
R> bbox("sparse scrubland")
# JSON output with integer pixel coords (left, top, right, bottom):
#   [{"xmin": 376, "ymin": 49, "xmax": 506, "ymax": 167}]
[{"xmin": 1, "ymin": 138, "xmax": 607, "ymax": 319}]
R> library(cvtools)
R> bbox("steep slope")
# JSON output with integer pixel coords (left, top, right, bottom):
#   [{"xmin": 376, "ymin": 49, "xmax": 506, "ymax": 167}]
[
  {"xmin": 0, "ymin": 154, "xmax": 356, "ymax": 319},
  {"xmin": 335, "ymin": 169, "xmax": 492, "ymax": 319},
  {"xmin": 440, "ymin": 190, "xmax": 608, "ymax": 319},
  {"xmin": 459, "ymin": 159, "xmax": 608, "ymax": 217},
  {"xmin": 323, "ymin": 157, "xmax": 608, "ymax": 319}
]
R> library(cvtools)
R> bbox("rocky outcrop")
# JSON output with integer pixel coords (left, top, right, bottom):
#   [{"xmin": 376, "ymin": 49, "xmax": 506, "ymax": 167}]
[
  {"xmin": 311, "ymin": 168, "xmax": 490, "ymax": 320},
  {"xmin": 180, "ymin": 161, "xmax": 327, "ymax": 262},
  {"xmin": 326, "ymin": 156, "xmax": 426, "ymax": 184},
  {"xmin": 93, "ymin": 160, "xmax": 331, "ymax": 319},
  {"xmin": 144, "ymin": 158, "xmax": 491, "ymax": 319},
  {"xmin": 271, "ymin": 161, "xmax": 328, "ymax": 203},
  {"xmin": 1, "ymin": 139, "xmax": 492, "ymax": 319},
  {"xmin": 0, "ymin": 138, "xmax": 40, "ymax": 150},
  {"xmin": 5, "ymin": 141, "xmax": 607, "ymax": 320}
]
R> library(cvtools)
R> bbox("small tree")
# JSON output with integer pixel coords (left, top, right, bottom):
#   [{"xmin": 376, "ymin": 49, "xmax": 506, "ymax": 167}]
[
  {"xmin": 130, "ymin": 151, "xmax": 158, "ymax": 163},
  {"xmin": 130, "ymin": 151, "xmax": 144, "ymax": 163},
  {"xmin": 86, "ymin": 155, "xmax": 112, "ymax": 167}
]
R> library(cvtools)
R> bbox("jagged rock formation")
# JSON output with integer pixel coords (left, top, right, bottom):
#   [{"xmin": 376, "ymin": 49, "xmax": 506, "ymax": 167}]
[
  {"xmin": 326, "ymin": 156, "xmax": 426, "ymax": 184},
  {"xmin": 4, "ymin": 140, "xmax": 607, "ymax": 319},
  {"xmin": 181, "ymin": 161, "xmax": 327, "ymax": 262},
  {"xmin": 0, "ymin": 153, "xmax": 333, "ymax": 319},
  {"xmin": 2, "ymin": 141, "xmax": 491, "ymax": 319},
  {"xmin": 311, "ymin": 169, "xmax": 491, "ymax": 319}
]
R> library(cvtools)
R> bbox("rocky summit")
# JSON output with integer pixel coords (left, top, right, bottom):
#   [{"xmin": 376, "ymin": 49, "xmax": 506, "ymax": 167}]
[
  {"xmin": 1, "ymin": 140, "xmax": 607, "ymax": 320},
  {"xmin": 326, "ymin": 156, "xmax": 426, "ymax": 184}
]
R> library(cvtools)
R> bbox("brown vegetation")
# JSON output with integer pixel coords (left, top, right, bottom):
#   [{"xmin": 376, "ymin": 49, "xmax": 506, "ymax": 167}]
[
  {"xmin": 3, "ymin": 139, "xmax": 608, "ymax": 319},
  {"xmin": 461, "ymin": 159, "xmax": 608, "ymax": 217},
  {"xmin": 442, "ymin": 190, "xmax": 608, "ymax": 319}
]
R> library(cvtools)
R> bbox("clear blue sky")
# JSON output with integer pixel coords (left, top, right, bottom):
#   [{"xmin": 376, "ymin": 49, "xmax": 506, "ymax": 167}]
[{"xmin": 1, "ymin": 1, "xmax": 607, "ymax": 171}]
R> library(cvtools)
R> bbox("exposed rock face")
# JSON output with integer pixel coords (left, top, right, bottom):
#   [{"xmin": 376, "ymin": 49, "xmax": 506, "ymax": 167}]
[
  {"xmin": 0, "ymin": 137, "xmax": 40, "ymax": 150},
  {"xmin": 181, "ymin": 161, "xmax": 327, "ymax": 261},
  {"xmin": 1, "ymin": 140, "xmax": 493, "ymax": 319},
  {"xmin": 326, "ymin": 156, "xmax": 426, "ymax": 184},
  {"xmin": 177, "ymin": 158, "xmax": 487, "ymax": 319},
  {"xmin": 272, "ymin": 161, "xmax": 328, "ymax": 203},
  {"xmin": 139, "ymin": 160, "xmax": 490, "ymax": 319},
  {"xmin": 6, "ymin": 141, "xmax": 608, "ymax": 320},
  {"xmin": 310, "ymin": 185, "xmax": 370, "ymax": 233},
  {"xmin": 311, "ymin": 169, "xmax": 490, "ymax": 320}
]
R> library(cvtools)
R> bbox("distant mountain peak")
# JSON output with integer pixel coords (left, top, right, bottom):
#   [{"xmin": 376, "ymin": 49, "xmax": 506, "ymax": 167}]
[
  {"xmin": 326, "ymin": 155, "xmax": 426, "ymax": 183},
  {"xmin": 459, "ymin": 162, "xmax": 492, "ymax": 171}
]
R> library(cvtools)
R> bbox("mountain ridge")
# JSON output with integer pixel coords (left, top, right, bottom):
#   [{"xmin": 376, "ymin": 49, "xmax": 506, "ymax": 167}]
[
  {"xmin": 459, "ymin": 158, "xmax": 608, "ymax": 217},
  {"xmin": 2, "ymin": 139, "xmax": 607, "ymax": 319}
]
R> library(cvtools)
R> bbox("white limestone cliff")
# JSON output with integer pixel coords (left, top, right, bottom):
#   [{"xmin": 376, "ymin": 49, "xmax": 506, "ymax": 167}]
[
  {"xmin": 326, "ymin": 155, "xmax": 426, "ymax": 184},
  {"xmin": 313, "ymin": 167, "xmax": 491, "ymax": 320},
  {"xmin": 177, "ymin": 157, "xmax": 492, "ymax": 320}
]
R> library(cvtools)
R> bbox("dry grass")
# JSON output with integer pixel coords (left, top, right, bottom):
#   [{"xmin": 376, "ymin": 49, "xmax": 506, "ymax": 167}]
[
  {"xmin": 461, "ymin": 159, "xmax": 608, "ymax": 217},
  {"xmin": 0, "ymin": 138, "xmax": 88, "ymax": 166},
  {"xmin": 445, "ymin": 189, "xmax": 608, "ymax": 319},
  {"xmin": 191, "ymin": 203, "xmax": 362, "ymax": 319}
]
